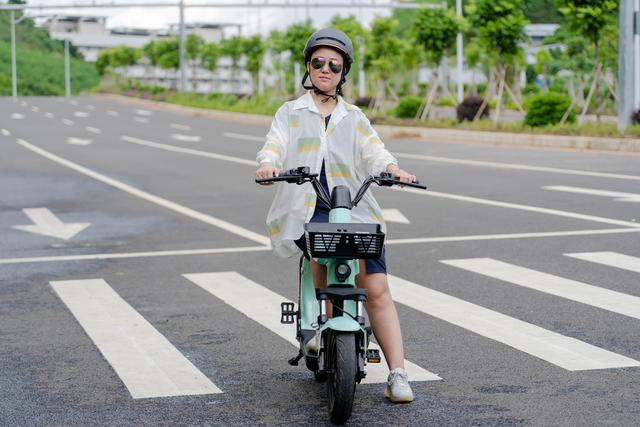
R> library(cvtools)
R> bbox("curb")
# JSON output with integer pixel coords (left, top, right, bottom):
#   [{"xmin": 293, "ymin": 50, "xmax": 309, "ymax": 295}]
[{"xmin": 97, "ymin": 93, "xmax": 640, "ymax": 153}]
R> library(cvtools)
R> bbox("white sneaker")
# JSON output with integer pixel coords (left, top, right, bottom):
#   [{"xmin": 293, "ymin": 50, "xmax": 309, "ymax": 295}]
[{"xmin": 384, "ymin": 368, "xmax": 414, "ymax": 403}]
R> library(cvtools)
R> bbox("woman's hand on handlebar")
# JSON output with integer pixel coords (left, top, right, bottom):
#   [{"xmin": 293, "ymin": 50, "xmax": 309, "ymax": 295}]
[
  {"xmin": 256, "ymin": 163, "xmax": 281, "ymax": 186},
  {"xmin": 386, "ymin": 164, "xmax": 417, "ymax": 187}
]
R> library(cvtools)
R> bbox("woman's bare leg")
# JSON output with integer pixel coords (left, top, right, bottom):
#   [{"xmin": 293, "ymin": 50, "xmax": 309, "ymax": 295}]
[{"xmin": 356, "ymin": 260, "xmax": 405, "ymax": 370}]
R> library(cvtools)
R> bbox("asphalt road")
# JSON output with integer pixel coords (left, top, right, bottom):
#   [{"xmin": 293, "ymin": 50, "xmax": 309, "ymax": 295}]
[{"xmin": 1, "ymin": 96, "xmax": 639, "ymax": 426}]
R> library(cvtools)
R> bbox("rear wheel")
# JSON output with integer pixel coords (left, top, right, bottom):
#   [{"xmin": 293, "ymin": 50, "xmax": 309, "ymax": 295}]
[{"xmin": 327, "ymin": 332, "xmax": 357, "ymax": 424}]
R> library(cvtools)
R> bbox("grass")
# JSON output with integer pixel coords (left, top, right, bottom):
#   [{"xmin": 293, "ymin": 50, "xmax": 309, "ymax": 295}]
[{"xmin": 100, "ymin": 82, "xmax": 640, "ymax": 140}]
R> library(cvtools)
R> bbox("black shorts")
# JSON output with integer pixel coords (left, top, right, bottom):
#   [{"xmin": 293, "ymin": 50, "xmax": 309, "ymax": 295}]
[{"xmin": 294, "ymin": 208, "xmax": 387, "ymax": 275}]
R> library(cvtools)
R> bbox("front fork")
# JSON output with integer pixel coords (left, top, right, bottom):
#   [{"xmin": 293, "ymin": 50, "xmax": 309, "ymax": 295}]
[{"xmin": 297, "ymin": 257, "xmax": 368, "ymax": 381}]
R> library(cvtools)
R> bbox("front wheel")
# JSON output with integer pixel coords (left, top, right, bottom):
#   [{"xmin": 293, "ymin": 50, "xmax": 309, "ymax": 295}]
[{"xmin": 327, "ymin": 332, "xmax": 357, "ymax": 424}]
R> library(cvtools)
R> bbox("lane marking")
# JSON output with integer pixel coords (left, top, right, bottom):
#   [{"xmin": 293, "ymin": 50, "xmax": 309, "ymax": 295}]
[
  {"xmin": 382, "ymin": 208, "xmax": 410, "ymax": 224},
  {"xmin": 31, "ymin": 106, "xmax": 40, "ymax": 112},
  {"xmin": 441, "ymin": 258, "xmax": 640, "ymax": 320},
  {"xmin": 134, "ymin": 117, "xmax": 149, "ymax": 123},
  {"xmin": 113, "ymin": 141, "xmax": 640, "ymax": 230},
  {"xmin": 184, "ymin": 272, "xmax": 441, "ymax": 383},
  {"xmin": 66, "ymin": 137, "xmax": 93, "ymax": 146},
  {"xmin": 387, "ymin": 275, "xmax": 640, "ymax": 371},
  {"xmin": 51, "ymin": 279, "xmax": 222, "ymax": 398},
  {"xmin": 74, "ymin": 111, "xmax": 89, "ymax": 118},
  {"xmin": 565, "ymin": 252, "xmax": 640, "ymax": 274},
  {"xmin": 86, "ymin": 105, "xmax": 96, "ymax": 111},
  {"xmin": 0, "ymin": 246, "xmax": 271, "ymax": 265},
  {"xmin": 385, "ymin": 228, "xmax": 640, "ymax": 245},
  {"xmin": 1, "ymin": 129, "xmax": 10, "ymax": 136},
  {"xmin": 16, "ymin": 139, "xmax": 270, "ymax": 246},
  {"xmin": 393, "ymin": 152, "xmax": 640, "ymax": 181},
  {"xmin": 121, "ymin": 136, "xmax": 257, "ymax": 166},
  {"xmin": 136, "ymin": 109, "xmax": 153, "ymax": 116},
  {"xmin": 62, "ymin": 119, "xmax": 74, "ymax": 126},
  {"xmin": 171, "ymin": 123, "xmax": 191, "ymax": 131},
  {"xmin": 171, "ymin": 134, "xmax": 201, "ymax": 142},
  {"xmin": 107, "ymin": 110, "xmax": 120, "ymax": 117},
  {"xmin": 44, "ymin": 112, "xmax": 54, "ymax": 118},
  {"xmin": 11, "ymin": 113, "xmax": 24, "ymax": 119},
  {"xmin": 223, "ymin": 132, "xmax": 264, "ymax": 142},
  {"xmin": 393, "ymin": 186, "xmax": 640, "ymax": 229},
  {"xmin": 85, "ymin": 127, "xmax": 102, "ymax": 134},
  {"xmin": 543, "ymin": 185, "xmax": 640, "ymax": 202},
  {"xmin": 1, "ymin": 229, "xmax": 638, "ymax": 266}
]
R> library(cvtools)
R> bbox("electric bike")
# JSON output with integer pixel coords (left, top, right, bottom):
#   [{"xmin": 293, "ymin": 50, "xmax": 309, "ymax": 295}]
[{"xmin": 256, "ymin": 166, "xmax": 426, "ymax": 424}]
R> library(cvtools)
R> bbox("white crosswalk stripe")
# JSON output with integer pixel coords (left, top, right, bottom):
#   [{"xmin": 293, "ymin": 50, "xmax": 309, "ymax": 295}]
[
  {"xmin": 565, "ymin": 251, "xmax": 640, "ymax": 273},
  {"xmin": 387, "ymin": 274, "xmax": 640, "ymax": 371},
  {"xmin": 183, "ymin": 271, "xmax": 442, "ymax": 384},
  {"xmin": 50, "ymin": 279, "xmax": 222, "ymax": 399},
  {"xmin": 441, "ymin": 258, "xmax": 640, "ymax": 320}
]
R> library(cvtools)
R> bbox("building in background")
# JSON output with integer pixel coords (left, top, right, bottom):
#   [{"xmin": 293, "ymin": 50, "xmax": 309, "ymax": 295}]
[{"xmin": 39, "ymin": 16, "xmax": 251, "ymax": 95}]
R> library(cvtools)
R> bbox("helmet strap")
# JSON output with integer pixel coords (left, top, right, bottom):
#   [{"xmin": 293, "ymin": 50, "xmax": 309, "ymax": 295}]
[{"xmin": 301, "ymin": 70, "xmax": 346, "ymax": 103}]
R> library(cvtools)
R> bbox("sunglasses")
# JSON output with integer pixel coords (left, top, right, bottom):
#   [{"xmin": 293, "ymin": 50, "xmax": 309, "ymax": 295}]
[{"xmin": 310, "ymin": 56, "xmax": 343, "ymax": 74}]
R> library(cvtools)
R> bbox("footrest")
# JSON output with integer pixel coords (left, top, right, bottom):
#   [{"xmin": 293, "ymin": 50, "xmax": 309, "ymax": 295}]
[
  {"xmin": 280, "ymin": 302, "xmax": 296, "ymax": 324},
  {"xmin": 366, "ymin": 349, "xmax": 381, "ymax": 363}
]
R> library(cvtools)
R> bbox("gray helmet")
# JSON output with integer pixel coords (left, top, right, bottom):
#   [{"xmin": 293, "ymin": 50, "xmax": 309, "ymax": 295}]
[{"xmin": 303, "ymin": 28, "xmax": 354, "ymax": 75}]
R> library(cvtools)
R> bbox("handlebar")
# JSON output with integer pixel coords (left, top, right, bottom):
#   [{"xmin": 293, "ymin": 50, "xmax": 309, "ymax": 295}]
[{"xmin": 255, "ymin": 166, "xmax": 427, "ymax": 208}]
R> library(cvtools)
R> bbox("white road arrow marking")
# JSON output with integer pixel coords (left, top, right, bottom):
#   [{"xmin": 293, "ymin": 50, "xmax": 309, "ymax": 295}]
[
  {"xmin": 11, "ymin": 113, "xmax": 24, "ymax": 119},
  {"xmin": 170, "ymin": 123, "xmax": 191, "ymax": 131},
  {"xmin": 135, "ymin": 109, "xmax": 152, "ymax": 116},
  {"xmin": 1, "ymin": 129, "xmax": 10, "ymax": 136},
  {"xmin": 382, "ymin": 208, "xmax": 410, "ymax": 224},
  {"xmin": 85, "ymin": 127, "xmax": 101, "ymax": 134},
  {"xmin": 543, "ymin": 185, "xmax": 640, "ymax": 202},
  {"xmin": 62, "ymin": 119, "xmax": 74, "ymax": 126},
  {"xmin": 13, "ymin": 208, "xmax": 90, "ymax": 240},
  {"xmin": 74, "ymin": 111, "xmax": 89, "ymax": 118},
  {"xmin": 44, "ymin": 112, "xmax": 54, "ymax": 118},
  {"xmin": 171, "ymin": 134, "xmax": 201, "ymax": 142},
  {"xmin": 66, "ymin": 137, "xmax": 93, "ymax": 146}
]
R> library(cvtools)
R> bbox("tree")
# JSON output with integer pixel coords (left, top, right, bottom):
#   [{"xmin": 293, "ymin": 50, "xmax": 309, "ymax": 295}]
[
  {"xmin": 185, "ymin": 34, "xmax": 205, "ymax": 91},
  {"xmin": 411, "ymin": 7, "xmax": 465, "ymax": 119},
  {"xmin": 466, "ymin": 0, "xmax": 529, "ymax": 122},
  {"xmin": 281, "ymin": 21, "xmax": 315, "ymax": 95},
  {"xmin": 367, "ymin": 16, "xmax": 404, "ymax": 110},
  {"xmin": 557, "ymin": 0, "xmax": 618, "ymax": 122},
  {"xmin": 242, "ymin": 35, "xmax": 265, "ymax": 95},
  {"xmin": 534, "ymin": 48, "xmax": 553, "ymax": 92},
  {"xmin": 220, "ymin": 36, "xmax": 245, "ymax": 94},
  {"xmin": 201, "ymin": 42, "xmax": 220, "ymax": 92},
  {"xmin": 329, "ymin": 15, "xmax": 368, "ymax": 98}
]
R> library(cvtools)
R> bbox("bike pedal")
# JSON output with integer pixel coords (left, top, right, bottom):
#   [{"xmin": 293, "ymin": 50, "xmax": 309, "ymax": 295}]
[
  {"xmin": 280, "ymin": 302, "xmax": 296, "ymax": 324},
  {"xmin": 366, "ymin": 349, "xmax": 381, "ymax": 363}
]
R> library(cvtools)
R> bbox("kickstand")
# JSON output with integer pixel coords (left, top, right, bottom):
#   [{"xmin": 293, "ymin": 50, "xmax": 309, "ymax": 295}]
[{"xmin": 288, "ymin": 350, "xmax": 303, "ymax": 366}]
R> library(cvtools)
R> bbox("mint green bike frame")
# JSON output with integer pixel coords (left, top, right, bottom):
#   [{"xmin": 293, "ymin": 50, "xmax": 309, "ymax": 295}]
[{"xmin": 298, "ymin": 206, "xmax": 367, "ymax": 376}]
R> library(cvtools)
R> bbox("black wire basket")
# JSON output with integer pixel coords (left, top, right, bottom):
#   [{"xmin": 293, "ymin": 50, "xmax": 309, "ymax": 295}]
[{"xmin": 304, "ymin": 223, "xmax": 385, "ymax": 259}]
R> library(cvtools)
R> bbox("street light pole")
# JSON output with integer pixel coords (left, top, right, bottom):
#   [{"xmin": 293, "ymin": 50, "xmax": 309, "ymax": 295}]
[
  {"xmin": 456, "ymin": 0, "xmax": 464, "ymax": 103},
  {"xmin": 11, "ymin": 11, "xmax": 18, "ymax": 99},
  {"xmin": 618, "ymin": 0, "xmax": 636, "ymax": 131},
  {"xmin": 634, "ymin": 0, "xmax": 640, "ymax": 112},
  {"xmin": 178, "ymin": 0, "xmax": 187, "ymax": 92},
  {"xmin": 64, "ymin": 38, "xmax": 71, "ymax": 98}
]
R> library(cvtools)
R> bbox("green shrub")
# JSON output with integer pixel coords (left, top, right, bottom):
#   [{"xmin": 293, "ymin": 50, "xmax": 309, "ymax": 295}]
[
  {"xmin": 549, "ymin": 77, "xmax": 568, "ymax": 94},
  {"xmin": 524, "ymin": 92, "xmax": 574, "ymax": 127},
  {"xmin": 523, "ymin": 83, "xmax": 540, "ymax": 96},
  {"xmin": 437, "ymin": 97, "xmax": 456, "ymax": 107},
  {"xmin": 394, "ymin": 96, "xmax": 422, "ymax": 118}
]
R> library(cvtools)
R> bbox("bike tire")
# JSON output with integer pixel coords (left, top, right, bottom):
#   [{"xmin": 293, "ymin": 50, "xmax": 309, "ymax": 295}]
[{"xmin": 327, "ymin": 332, "xmax": 357, "ymax": 424}]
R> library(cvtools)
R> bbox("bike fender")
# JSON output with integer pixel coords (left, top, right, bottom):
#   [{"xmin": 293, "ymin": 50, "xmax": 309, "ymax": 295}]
[{"xmin": 320, "ymin": 317, "xmax": 364, "ymax": 334}]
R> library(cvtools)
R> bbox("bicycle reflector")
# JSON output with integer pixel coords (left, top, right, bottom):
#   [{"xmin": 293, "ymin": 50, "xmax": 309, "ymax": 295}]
[{"xmin": 304, "ymin": 223, "xmax": 385, "ymax": 259}]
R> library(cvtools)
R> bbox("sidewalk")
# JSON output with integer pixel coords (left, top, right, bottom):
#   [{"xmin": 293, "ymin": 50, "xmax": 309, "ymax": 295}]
[{"xmin": 100, "ymin": 94, "xmax": 640, "ymax": 153}]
